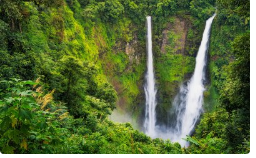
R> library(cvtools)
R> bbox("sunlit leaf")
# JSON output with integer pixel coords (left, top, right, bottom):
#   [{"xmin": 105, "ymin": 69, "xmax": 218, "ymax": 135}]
[
  {"xmin": 11, "ymin": 117, "xmax": 18, "ymax": 128},
  {"xmin": 22, "ymin": 80, "xmax": 37, "ymax": 85},
  {"xmin": 183, "ymin": 135, "xmax": 200, "ymax": 146},
  {"xmin": 20, "ymin": 139, "xmax": 28, "ymax": 150}
]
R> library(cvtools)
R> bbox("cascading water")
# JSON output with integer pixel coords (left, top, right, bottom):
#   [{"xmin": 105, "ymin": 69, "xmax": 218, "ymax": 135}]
[
  {"xmin": 144, "ymin": 16, "xmax": 157, "ymax": 138},
  {"xmin": 143, "ymin": 14, "xmax": 216, "ymax": 146},
  {"xmin": 168, "ymin": 13, "xmax": 216, "ymax": 147}
]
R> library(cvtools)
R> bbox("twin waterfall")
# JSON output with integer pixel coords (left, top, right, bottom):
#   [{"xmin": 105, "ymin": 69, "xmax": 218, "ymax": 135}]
[
  {"xmin": 144, "ymin": 16, "xmax": 157, "ymax": 137},
  {"xmin": 143, "ymin": 14, "xmax": 216, "ymax": 146}
]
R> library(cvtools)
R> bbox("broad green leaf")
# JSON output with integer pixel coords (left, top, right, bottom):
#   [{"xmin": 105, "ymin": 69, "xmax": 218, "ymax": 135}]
[
  {"xmin": 11, "ymin": 117, "xmax": 18, "ymax": 128},
  {"xmin": 0, "ymin": 117, "xmax": 12, "ymax": 130},
  {"xmin": 4, "ymin": 97, "xmax": 15, "ymax": 104},
  {"xmin": 11, "ymin": 78, "xmax": 21, "ymax": 82},
  {"xmin": 0, "ymin": 100, "xmax": 5, "ymax": 106},
  {"xmin": 22, "ymin": 80, "xmax": 37, "ymax": 85},
  {"xmin": 19, "ymin": 90, "xmax": 33, "ymax": 96},
  {"xmin": 20, "ymin": 109, "xmax": 32, "ymax": 120},
  {"xmin": 183, "ymin": 135, "xmax": 200, "ymax": 146},
  {"xmin": 0, "ymin": 80, "xmax": 8, "ymax": 83}
]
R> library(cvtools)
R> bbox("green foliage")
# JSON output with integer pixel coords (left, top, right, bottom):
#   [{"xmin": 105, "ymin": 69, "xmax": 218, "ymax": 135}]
[
  {"xmin": 156, "ymin": 54, "xmax": 194, "ymax": 83},
  {"xmin": 190, "ymin": 0, "xmax": 215, "ymax": 20},
  {"xmin": 0, "ymin": 20, "xmax": 9, "ymax": 48},
  {"xmin": 0, "ymin": 50, "xmax": 37, "ymax": 80},
  {"xmin": 218, "ymin": 33, "xmax": 250, "ymax": 153},
  {"xmin": 185, "ymin": 133, "xmax": 228, "ymax": 154},
  {"xmin": 0, "ymin": 79, "xmax": 36, "ymax": 153},
  {"xmin": 101, "ymin": 0, "xmax": 124, "ymax": 23},
  {"xmin": 194, "ymin": 109, "xmax": 229, "ymax": 139},
  {"xmin": 155, "ymin": 0, "xmax": 177, "ymax": 17},
  {"xmin": 32, "ymin": 0, "xmax": 64, "ymax": 7},
  {"xmin": 58, "ymin": 56, "xmax": 90, "ymax": 116},
  {"xmin": 176, "ymin": 0, "xmax": 191, "ymax": 9},
  {"xmin": 0, "ymin": 79, "xmax": 183, "ymax": 154},
  {"xmin": 217, "ymin": 0, "xmax": 249, "ymax": 19},
  {"xmin": 0, "ymin": 0, "xmax": 250, "ymax": 154},
  {"xmin": 184, "ymin": 136, "xmax": 199, "ymax": 146},
  {"xmin": 189, "ymin": 0, "xmax": 250, "ymax": 153},
  {"xmin": 0, "ymin": 79, "xmax": 74, "ymax": 153},
  {"xmin": 220, "ymin": 33, "xmax": 250, "ymax": 113},
  {"xmin": 82, "ymin": 4, "xmax": 100, "ymax": 21},
  {"xmin": 122, "ymin": 1, "xmax": 142, "ymax": 24},
  {"xmin": 0, "ymin": 0, "xmax": 23, "ymax": 29},
  {"xmin": 184, "ymin": 109, "xmax": 229, "ymax": 153}
]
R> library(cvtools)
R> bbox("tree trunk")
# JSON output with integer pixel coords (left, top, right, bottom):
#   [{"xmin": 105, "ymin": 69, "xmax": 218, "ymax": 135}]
[
  {"xmin": 66, "ymin": 71, "xmax": 72, "ymax": 105},
  {"xmin": 11, "ymin": 19, "xmax": 15, "ymax": 30},
  {"xmin": 19, "ymin": 22, "xmax": 22, "ymax": 33}
]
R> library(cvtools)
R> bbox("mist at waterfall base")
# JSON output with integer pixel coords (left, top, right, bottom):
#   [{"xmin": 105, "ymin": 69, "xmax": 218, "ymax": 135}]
[
  {"xmin": 109, "ymin": 109, "xmax": 138, "ymax": 129},
  {"xmin": 143, "ymin": 14, "xmax": 216, "ymax": 147}
]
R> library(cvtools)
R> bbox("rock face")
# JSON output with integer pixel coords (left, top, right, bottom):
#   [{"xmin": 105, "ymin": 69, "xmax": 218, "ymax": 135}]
[
  {"xmin": 101, "ymin": 28, "xmax": 146, "ymax": 114},
  {"xmin": 154, "ymin": 16, "xmax": 199, "ymax": 127},
  {"xmin": 125, "ymin": 37, "xmax": 139, "ymax": 64},
  {"xmin": 161, "ymin": 17, "xmax": 190, "ymax": 55},
  {"xmin": 105, "ymin": 16, "xmax": 202, "ymax": 130}
]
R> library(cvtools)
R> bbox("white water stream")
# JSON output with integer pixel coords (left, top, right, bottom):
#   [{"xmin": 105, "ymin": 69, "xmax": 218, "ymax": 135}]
[
  {"xmin": 144, "ymin": 16, "xmax": 157, "ymax": 138},
  {"xmin": 169, "ymin": 14, "xmax": 216, "ymax": 147}
]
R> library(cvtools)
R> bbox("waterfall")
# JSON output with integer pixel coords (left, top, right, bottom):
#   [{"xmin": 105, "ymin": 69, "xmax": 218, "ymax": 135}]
[
  {"xmin": 169, "ymin": 14, "xmax": 216, "ymax": 147},
  {"xmin": 144, "ymin": 16, "xmax": 157, "ymax": 137},
  {"xmin": 142, "ymin": 14, "xmax": 215, "ymax": 146}
]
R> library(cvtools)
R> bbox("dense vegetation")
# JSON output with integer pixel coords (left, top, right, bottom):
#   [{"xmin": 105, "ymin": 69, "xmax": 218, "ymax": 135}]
[
  {"xmin": 0, "ymin": 0, "xmax": 249, "ymax": 154},
  {"xmin": 186, "ymin": 0, "xmax": 250, "ymax": 154}
]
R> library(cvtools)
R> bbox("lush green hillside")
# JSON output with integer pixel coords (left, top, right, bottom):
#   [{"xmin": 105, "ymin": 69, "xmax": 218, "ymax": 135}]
[
  {"xmin": 186, "ymin": 0, "xmax": 250, "ymax": 154},
  {"xmin": 0, "ymin": 0, "xmax": 249, "ymax": 154}
]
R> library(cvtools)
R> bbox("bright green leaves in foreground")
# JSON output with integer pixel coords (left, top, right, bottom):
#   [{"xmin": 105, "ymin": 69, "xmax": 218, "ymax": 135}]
[
  {"xmin": 185, "ymin": 34, "xmax": 250, "ymax": 154},
  {"xmin": 219, "ymin": 33, "xmax": 250, "ymax": 153},
  {"xmin": 0, "ymin": 79, "xmax": 71, "ymax": 153},
  {"xmin": 0, "ymin": 79, "xmax": 183, "ymax": 154},
  {"xmin": 0, "ymin": 79, "xmax": 36, "ymax": 153},
  {"xmin": 194, "ymin": 0, "xmax": 250, "ymax": 154}
]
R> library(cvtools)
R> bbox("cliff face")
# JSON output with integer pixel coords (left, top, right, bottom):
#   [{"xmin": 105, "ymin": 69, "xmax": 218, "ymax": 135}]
[
  {"xmin": 153, "ymin": 16, "xmax": 193, "ymax": 126},
  {"xmin": 94, "ymin": 21, "xmax": 146, "ymax": 120},
  {"xmin": 161, "ymin": 17, "xmax": 189, "ymax": 55},
  {"xmin": 102, "ymin": 15, "xmax": 204, "ymax": 128}
]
